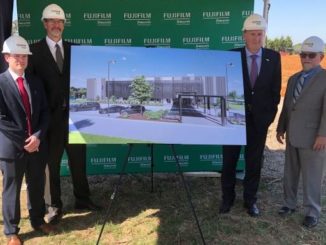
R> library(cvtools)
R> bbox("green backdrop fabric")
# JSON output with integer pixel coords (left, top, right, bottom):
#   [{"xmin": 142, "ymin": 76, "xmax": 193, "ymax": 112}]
[{"xmin": 17, "ymin": 0, "xmax": 253, "ymax": 175}]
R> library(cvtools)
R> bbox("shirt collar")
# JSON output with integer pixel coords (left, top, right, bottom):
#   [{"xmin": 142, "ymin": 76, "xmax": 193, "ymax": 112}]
[
  {"xmin": 301, "ymin": 65, "xmax": 322, "ymax": 77},
  {"xmin": 245, "ymin": 47, "xmax": 262, "ymax": 58},
  {"xmin": 46, "ymin": 36, "xmax": 63, "ymax": 49},
  {"xmin": 8, "ymin": 68, "xmax": 25, "ymax": 82}
]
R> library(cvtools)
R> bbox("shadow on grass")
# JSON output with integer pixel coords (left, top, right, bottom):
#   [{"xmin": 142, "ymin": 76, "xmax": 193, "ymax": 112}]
[{"xmin": 2, "ymin": 146, "xmax": 326, "ymax": 244}]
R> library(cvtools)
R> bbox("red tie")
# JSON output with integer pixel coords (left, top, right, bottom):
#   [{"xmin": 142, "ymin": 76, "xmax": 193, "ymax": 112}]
[{"xmin": 17, "ymin": 77, "xmax": 32, "ymax": 136}]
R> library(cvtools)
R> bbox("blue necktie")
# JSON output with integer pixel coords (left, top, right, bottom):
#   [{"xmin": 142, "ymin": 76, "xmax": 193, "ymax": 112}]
[{"xmin": 293, "ymin": 73, "xmax": 307, "ymax": 103}]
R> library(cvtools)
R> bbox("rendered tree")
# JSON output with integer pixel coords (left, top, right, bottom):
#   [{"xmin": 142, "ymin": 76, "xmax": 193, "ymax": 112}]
[{"xmin": 129, "ymin": 75, "xmax": 153, "ymax": 105}]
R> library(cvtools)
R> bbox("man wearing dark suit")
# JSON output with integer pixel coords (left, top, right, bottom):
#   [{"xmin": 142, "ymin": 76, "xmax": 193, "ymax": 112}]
[
  {"xmin": 277, "ymin": 36, "xmax": 326, "ymax": 228},
  {"xmin": 27, "ymin": 4, "xmax": 100, "ymax": 225},
  {"xmin": 219, "ymin": 14, "xmax": 281, "ymax": 216},
  {"xmin": 0, "ymin": 35, "xmax": 55, "ymax": 245}
]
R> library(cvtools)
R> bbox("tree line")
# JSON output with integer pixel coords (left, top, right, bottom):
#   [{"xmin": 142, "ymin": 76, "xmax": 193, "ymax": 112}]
[{"xmin": 265, "ymin": 36, "xmax": 294, "ymax": 53}]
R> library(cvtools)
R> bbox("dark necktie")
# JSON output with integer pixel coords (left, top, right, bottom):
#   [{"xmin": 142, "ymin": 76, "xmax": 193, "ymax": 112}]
[
  {"xmin": 293, "ymin": 73, "xmax": 307, "ymax": 103},
  {"xmin": 17, "ymin": 77, "xmax": 32, "ymax": 136},
  {"xmin": 250, "ymin": 54, "xmax": 258, "ymax": 88},
  {"xmin": 55, "ymin": 43, "xmax": 64, "ymax": 72}
]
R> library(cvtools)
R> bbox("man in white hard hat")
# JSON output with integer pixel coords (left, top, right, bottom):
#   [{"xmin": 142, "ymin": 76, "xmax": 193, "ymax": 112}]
[
  {"xmin": 277, "ymin": 36, "xmax": 326, "ymax": 228},
  {"xmin": 0, "ymin": 35, "xmax": 54, "ymax": 245},
  {"xmin": 27, "ymin": 3, "xmax": 101, "ymax": 225},
  {"xmin": 220, "ymin": 14, "xmax": 281, "ymax": 216}
]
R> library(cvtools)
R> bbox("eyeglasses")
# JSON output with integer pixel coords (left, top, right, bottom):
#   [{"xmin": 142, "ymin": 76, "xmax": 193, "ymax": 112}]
[{"xmin": 300, "ymin": 53, "xmax": 318, "ymax": 59}]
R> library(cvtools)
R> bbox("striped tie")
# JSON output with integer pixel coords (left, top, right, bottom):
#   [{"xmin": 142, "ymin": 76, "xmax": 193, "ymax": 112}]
[{"xmin": 293, "ymin": 74, "xmax": 307, "ymax": 103}]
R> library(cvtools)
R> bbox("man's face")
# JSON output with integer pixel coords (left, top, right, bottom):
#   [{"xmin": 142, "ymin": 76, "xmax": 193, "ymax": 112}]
[
  {"xmin": 43, "ymin": 18, "xmax": 65, "ymax": 40},
  {"xmin": 4, "ymin": 54, "xmax": 28, "ymax": 75},
  {"xmin": 243, "ymin": 30, "xmax": 265, "ymax": 53},
  {"xmin": 300, "ymin": 52, "xmax": 324, "ymax": 71}
]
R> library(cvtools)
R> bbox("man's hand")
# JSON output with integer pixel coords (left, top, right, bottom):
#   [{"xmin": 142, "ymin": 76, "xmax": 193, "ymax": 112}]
[
  {"xmin": 276, "ymin": 132, "xmax": 285, "ymax": 144},
  {"xmin": 313, "ymin": 136, "xmax": 326, "ymax": 151},
  {"xmin": 24, "ymin": 135, "xmax": 40, "ymax": 153}
]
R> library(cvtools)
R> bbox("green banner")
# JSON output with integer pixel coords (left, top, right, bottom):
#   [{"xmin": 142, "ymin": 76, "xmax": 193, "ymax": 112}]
[
  {"xmin": 18, "ymin": 0, "xmax": 253, "ymax": 49},
  {"xmin": 18, "ymin": 0, "xmax": 253, "ymax": 175}
]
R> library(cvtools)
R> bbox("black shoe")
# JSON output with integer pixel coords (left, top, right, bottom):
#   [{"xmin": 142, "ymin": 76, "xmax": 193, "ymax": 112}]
[
  {"xmin": 244, "ymin": 203, "xmax": 260, "ymax": 217},
  {"xmin": 47, "ymin": 207, "xmax": 63, "ymax": 225},
  {"xmin": 278, "ymin": 206, "xmax": 295, "ymax": 217},
  {"xmin": 75, "ymin": 200, "xmax": 103, "ymax": 211},
  {"xmin": 302, "ymin": 216, "xmax": 318, "ymax": 228},
  {"xmin": 219, "ymin": 201, "xmax": 233, "ymax": 214}
]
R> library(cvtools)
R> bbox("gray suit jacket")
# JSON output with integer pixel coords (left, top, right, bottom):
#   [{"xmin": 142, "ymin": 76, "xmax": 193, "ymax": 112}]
[
  {"xmin": 0, "ymin": 70, "xmax": 49, "ymax": 159},
  {"xmin": 277, "ymin": 68, "xmax": 326, "ymax": 148}
]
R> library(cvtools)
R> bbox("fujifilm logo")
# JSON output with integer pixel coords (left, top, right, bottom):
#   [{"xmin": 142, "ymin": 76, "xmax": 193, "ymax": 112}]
[
  {"xmin": 183, "ymin": 37, "xmax": 210, "ymax": 49},
  {"xmin": 221, "ymin": 35, "xmax": 244, "ymax": 47},
  {"xmin": 65, "ymin": 13, "xmax": 72, "ymax": 26},
  {"xmin": 84, "ymin": 13, "xmax": 112, "ymax": 19},
  {"xmin": 144, "ymin": 37, "xmax": 171, "ymax": 47},
  {"xmin": 124, "ymin": 12, "xmax": 151, "ymax": 19},
  {"xmin": 91, "ymin": 157, "xmax": 117, "ymax": 165},
  {"xmin": 18, "ymin": 13, "xmax": 31, "ymax": 27},
  {"xmin": 104, "ymin": 38, "xmax": 132, "ymax": 46},
  {"xmin": 124, "ymin": 12, "xmax": 151, "ymax": 26},
  {"xmin": 65, "ymin": 38, "xmax": 93, "ymax": 45},
  {"xmin": 242, "ymin": 10, "xmax": 253, "ymax": 18},
  {"xmin": 200, "ymin": 154, "xmax": 222, "ymax": 165},
  {"xmin": 199, "ymin": 154, "xmax": 222, "ymax": 161},
  {"xmin": 84, "ymin": 12, "xmax": 112, "ymax": 26},
  {"xmin": 128, "ymin": 156, "xmax": 152, "ymax": 163},
  {"xmin": 163, "ymin": 12, "xmax": 191, "ymax": 25},
  {"xmin": 202, "ymin": 11, "xmax": 230, "ymax": 24},
  {"xmin": 164, "ymin": 155, "xmax": 189, "ymax": 161}
]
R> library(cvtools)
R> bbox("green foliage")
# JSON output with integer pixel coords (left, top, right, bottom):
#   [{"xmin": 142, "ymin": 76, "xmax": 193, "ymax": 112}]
[
  {"xmin": 129, "ymin": 76, "xmax": 153, "ymax": 104},
  {"xmin": 266, "ymin": 36, "xmax": 293, "ymax": 52},
  {"xmin": 143, "ymin": 110, "xmax": 168, "ymax": 120}
]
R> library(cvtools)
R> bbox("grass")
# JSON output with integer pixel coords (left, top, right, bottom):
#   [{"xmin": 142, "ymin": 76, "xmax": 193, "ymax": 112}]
[
  {"xmin": 69, "ymin": 132, "xmax": 150, "ymax": 144},
  {"xmin": 1, "ymin": 173, "xmax": 326, "ymax": 245}
]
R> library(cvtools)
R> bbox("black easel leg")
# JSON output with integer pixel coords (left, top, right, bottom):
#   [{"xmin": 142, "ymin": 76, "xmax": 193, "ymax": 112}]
[
  {"xmin": 150, "ymin": 144, "xmax": 154, "ymax": 192},
  {"xmin": 96, "ymin": 144, "xmax": 133, "ymax": 245},
  {"xmin": 170, "ymin": 144, "xmax": 206, "ymax": 245}
]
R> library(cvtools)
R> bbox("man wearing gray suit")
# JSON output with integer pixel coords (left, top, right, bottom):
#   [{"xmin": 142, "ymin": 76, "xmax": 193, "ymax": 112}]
[{"xmin": 277, "ymin": 36, "xmax": 326, "ymax": 228}]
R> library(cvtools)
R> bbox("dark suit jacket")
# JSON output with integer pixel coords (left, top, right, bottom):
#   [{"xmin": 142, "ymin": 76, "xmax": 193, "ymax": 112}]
[
  {"xmin": 27, "ymin": 38, "xmax": 73, "ymax": 135},
  {"xmin": 0, "ymin": 70, "xmax": 49, "ymax": 159},
  {"xmin": 233, "ymin": 47, "xmax": 281, "ymax": 132}
]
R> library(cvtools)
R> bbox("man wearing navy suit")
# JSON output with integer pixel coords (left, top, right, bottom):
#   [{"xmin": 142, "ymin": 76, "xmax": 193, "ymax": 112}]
[
  {"xmin": 219, "ymin": 14, "xmax": 281, "ymax": 216},
  {"xmin": 27, "ymin": 4, "xmax": 101, "ymax": 225},
  {"xmin": 0, "ymin": 35, "xmax": 54, "ymax": 245}
]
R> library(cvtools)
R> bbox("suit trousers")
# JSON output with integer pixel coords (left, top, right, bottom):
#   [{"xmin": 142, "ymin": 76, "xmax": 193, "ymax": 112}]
[
  {"xmin": 46, "ymin": 110, "xmax": 90, "ymax": 209},
  {"xmin": 47, "ymin": 140, "xmax": 90, "ymax": 209},
  {"xmin": 221, "ymin": 120, "xmax": 268, "ymax": 205},
  {"xmin": 0, "ymin": 152, "xmax": 46, "ymax": 235},
  {"xmin": 283, "ymin": 141, "xmax": 326, "ymax": 218}
]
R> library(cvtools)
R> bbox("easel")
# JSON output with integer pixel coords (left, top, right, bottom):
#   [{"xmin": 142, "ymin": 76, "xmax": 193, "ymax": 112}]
[{"xmin": 96, "ymin": 143, "xmax": 206, "ymax": 245}]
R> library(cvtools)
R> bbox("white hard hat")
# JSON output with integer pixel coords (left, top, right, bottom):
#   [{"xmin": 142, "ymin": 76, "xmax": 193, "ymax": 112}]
[
  {"xmin": 301, "ymin": 36, "xmax": 325, "ymax": 53},
  {"xmin": 41, "ymin": 4, "xmax": 66, "ymax": 22},
  {"xmin": 242, "ymin": 14, "xmax": 267, "ymax": 31},
  {"xmin": 2, "ymin": 35, "xmax": 32, "ymax": 55}
]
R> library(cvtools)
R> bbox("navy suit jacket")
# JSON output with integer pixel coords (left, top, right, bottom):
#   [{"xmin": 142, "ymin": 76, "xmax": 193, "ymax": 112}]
[
  {"xmin": 0, "ymin": 70, "xmax": 49, "ymax": 159},
  {"xmin": 27, "ymin": 38, "xmax": 73, "ymax": 136},
  {"xmin": 233, "ymin": 47, "xmax": 281, "ymax": 132}
]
